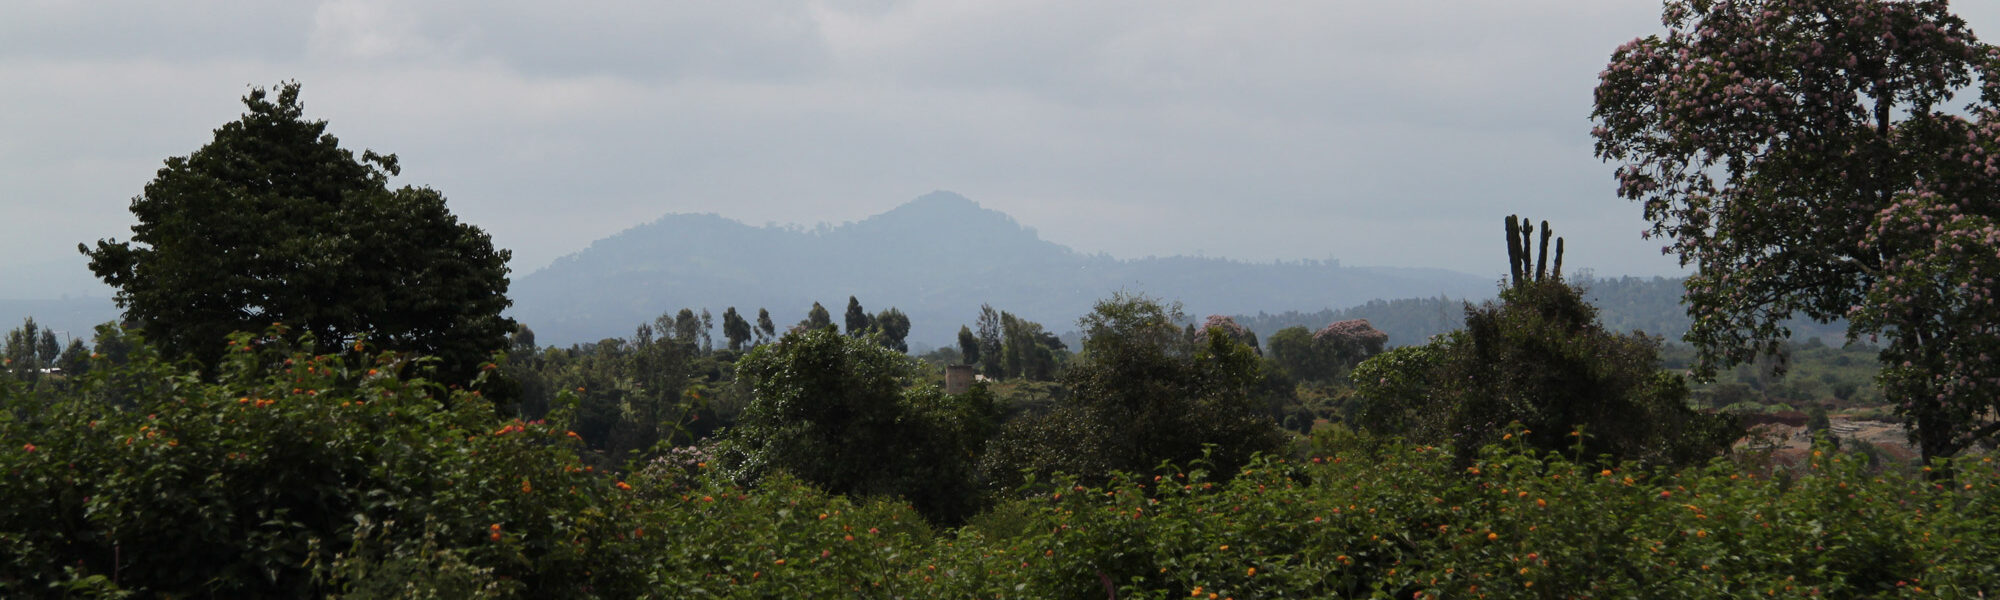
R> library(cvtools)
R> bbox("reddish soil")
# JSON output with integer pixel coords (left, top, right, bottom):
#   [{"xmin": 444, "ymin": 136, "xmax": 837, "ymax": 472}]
[{"xmin": 1738, "ymin": 417, "xmax": 1921, "ymax": 466}]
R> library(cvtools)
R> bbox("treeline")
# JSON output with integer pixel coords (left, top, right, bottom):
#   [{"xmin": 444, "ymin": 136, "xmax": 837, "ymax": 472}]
[
  {"xmin": 8, "ymin": 334, "xmax": 1994, "ymax": 597},
  {"xmin": 488, "ymin": 295, "xmax": 922, "ymax": 466},
  {"xmin": 0, "ymin": 233, "xmax": 1898, "ymax": 596},
  {"xmin": 1230, "ymin": 275, "xmax": 1854, "ymax": 350},
  {"xmin": 1233, "ymin": 296, "xmax": 1462, "ymax": 349}
]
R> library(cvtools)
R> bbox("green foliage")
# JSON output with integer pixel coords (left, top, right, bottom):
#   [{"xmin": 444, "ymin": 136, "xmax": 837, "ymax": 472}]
[
  {"xmin": 981, "ymin": 293, "xmax": 1285, "ymax": 491},
  {"xmin": 1268, "ymin": 319, "xmax": 1389, "ymax": 387},
  {"xmin": 720, "ymin": 307, "xmax": 752, "ymax": 353},
  {"xmin": 844, "ymin": 296, "xmax": 871, "ymax": 337},
  {"xmin": 9, "ymin": 332, "xmax": 2000, "ymax": 598},
  {"xmin": 721, "ymin": 327, "xmax": 996, "ymax": 522},
  {"xmin": 3, "ymin": 317, "xmax": 61, "ymax": 387},
  {"xmin": 1355, "ymin": 280, "xmax": 1738, "ymax": 467},
  {"xmin": 873, "ymin": 307, "xmax": 911, "ymax": 353},
  {"xmin": 1235, "ymin": 296, "xmax": 1464, "ymax": 352},
  {"xmin": 0, "ymin": 327, "xmax": 647, "ymax": 597},
  {"xmin": 56, "ymin": 338, "xmax": 91, "ymax": 381},
  {"xmin": 805, "ymin": 302, "xmax": 832, "ymax": 330},
  {"xmin": 956, "ymin": 325, "xmax": 980, "ymax": 366},
  {"xmin": 1592, "ymin": 0, "xmax": 2000, "ymax": 462},
  {"xmin": 505, "ymin": 315, "xmax": 702, "ymax": 469},
  {"xmin": 79, "ymin": 83, "xmax": 513, "ymax": 385},
  {"xmin": 1349, "ymin": 341, "xmax": 1455, "ymax": 437},
  {"xmin": 995, "ymin": 311, "xmax": 1065, "ymax": 381},
  {"xmin": 975, "ymin": 304, "xmax": 1003, "ymax": 377},
  {"xmin": 1265, "ymin": 325, "xmax": 1339, "ymax": 385},
  {"xmin": 753, "ymin": 308, "xmax": 775, "ymax": 345},
  {"xmin": 670, "ymin": 309, "xmax": 699, "ymax": 345}
]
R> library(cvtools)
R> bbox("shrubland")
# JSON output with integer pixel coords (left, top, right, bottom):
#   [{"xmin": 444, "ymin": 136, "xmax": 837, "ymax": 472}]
[{"xmin": 6, "ymin": 331, "xmax": 1997, "ymax": 597}]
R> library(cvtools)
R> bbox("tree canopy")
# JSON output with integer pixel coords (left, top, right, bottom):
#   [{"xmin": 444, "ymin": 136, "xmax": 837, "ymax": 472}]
[
  {"xmin": 80, "ymin": 83, "xmax": 513, "ymax": 383},
  {"xmin": 721, "ymin": 307, "xmax": 752, "ymax": 352},
  {"xmin": 3, "ymin": 318, "xmax": 61, "ymax": 386},
  {"xmin": 722, "ymin": 326, "xmax": 995, "ymax": 522},
  {"xmin": 1592, "ymin": 0, "xmax": 2000, "ymax": 461},
  {"xmin": 981, "ymin": 293, "xmax": 1284, "ymax": 488},
  {"xmin": 1353, "ymin": 218, "xmax": 1737, "ymax": 467}
]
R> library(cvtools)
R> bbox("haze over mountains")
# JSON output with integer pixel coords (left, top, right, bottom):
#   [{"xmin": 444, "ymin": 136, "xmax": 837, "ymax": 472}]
[
  {"xmin": 508, "ymin": 191, "xmax": 1498, "ymax": 348},
  {"xmin": 15, "ymin": 191, "xmax": 1775, "ymax": 352}
]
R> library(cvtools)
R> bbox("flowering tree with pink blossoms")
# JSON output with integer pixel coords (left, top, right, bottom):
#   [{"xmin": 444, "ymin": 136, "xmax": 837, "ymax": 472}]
[
  {"xmin": 1592, "ymin": 0, "xmax": 2000, "ymax": 462},
  {"xmin": 1314, "ymin": 319, "xmax": 1389, "ymax": 366},
  {"xmin": 1194, "ymin": 315, "xmax": 1260, "ymax": 354}
]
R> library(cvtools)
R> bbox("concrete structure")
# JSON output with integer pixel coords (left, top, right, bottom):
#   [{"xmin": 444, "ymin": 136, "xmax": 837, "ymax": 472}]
[{"xmin": 944, "ymin": 364, "xmax": 975, "ymax": 395}]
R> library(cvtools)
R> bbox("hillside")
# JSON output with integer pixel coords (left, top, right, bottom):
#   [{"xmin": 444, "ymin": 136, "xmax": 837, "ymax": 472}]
[
  {"xmin": 1228, "ymin": 275, "xmax": 1852, "ymax": 349},
  {"xmin": 508, "ymin": 191, "xmax": 1499, "ymax": 347}
]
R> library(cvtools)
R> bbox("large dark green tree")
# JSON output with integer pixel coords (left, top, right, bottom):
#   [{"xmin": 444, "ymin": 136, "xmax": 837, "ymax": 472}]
[
  {"xmin": 806, "ymin": 302, "xmax": 833, "ymax": 330},
  {"xmin": 80, "ymin": 83, "xmax": 512, "ymax": 382},
  {"xmin": 672, "ymin": 309, "xmax": 701, "ymax": 345},
  {"xmin": 844, "ymin": 296, "xmax": 873, "ymax": 337},
  {"xmin": 1592, "ymin": 0, "xmax": 2000, "ymax": 462},
  {"xmin": 956, "ymin": 325, "xmax": 981, "ymax": 366},
  {"xmin": 1353, "ymin": 219, "xmax": 1737, "ymax": 467},
  {"xmin": 974, "ymin": 304, "xmax": 1003, "ymax": 377},
  {"xmin": 997, "ymin": 311, "xmax": 1065, "ymax": 380},
  {"xmin": 755, "ymin": 308, "xmax": 776, "ymax": 344},
  {"xmin": 721, "ymin": 306, "xmax": 753, "ymax": 352},
  {"xmin": 723, "ymin": 327, "xmax": 996, "ymax": 522},
  {"xmin": 981, "ymin": 294, "xmax": 1284, "ymax": 489},
  {"xmin": 873, "ymin": 307, "xmax": 911, "ymax": 353}
]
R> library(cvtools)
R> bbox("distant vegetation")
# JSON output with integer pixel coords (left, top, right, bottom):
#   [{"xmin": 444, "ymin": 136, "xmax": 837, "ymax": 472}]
[
  {"xmin": 10, "ymin": 0, "xmax": 2000, "ymax": 595},
  {"xmin": 506, "ymin": 191, "xmax": 1495, "ymax": 349},
  {"xmin": 10, "ymin": 349, "xmax": 1998, "ymax": 597},
  {"xmin": 1230, "ymin": 275, "xmax": 1852, "ymax": 351}
]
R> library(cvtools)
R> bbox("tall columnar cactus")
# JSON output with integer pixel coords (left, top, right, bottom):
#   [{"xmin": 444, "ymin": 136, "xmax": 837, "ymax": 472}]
[
  {"xmin": 1506, "ymin": 215, "xmax": 1525, "ymax": 285},
  {"xmin": 1503, "ymin": 215, "xmax": 1563, "ymax": 289}
]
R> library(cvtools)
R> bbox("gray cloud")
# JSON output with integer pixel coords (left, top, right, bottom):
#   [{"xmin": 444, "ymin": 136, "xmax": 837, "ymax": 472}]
[{"xmin": 5, "ymin": 1, "xmax": 1998, "ymax": 300}]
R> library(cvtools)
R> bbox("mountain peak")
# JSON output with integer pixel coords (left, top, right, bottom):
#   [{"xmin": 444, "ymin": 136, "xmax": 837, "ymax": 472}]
[
  {"xmin": 509, "ymin": 190, "xmax": 1496, "ymax": 348},
  {"xmin": 857, "ymin": 190, "xmax": 1031, "ymax": 241},
  {"xmin": 911, "ymin": 189, "xmax": 976, "ymax": 207},
  {"xmin": 875, "ymin": 190, "xmax": 1000, "ymax": 222}
]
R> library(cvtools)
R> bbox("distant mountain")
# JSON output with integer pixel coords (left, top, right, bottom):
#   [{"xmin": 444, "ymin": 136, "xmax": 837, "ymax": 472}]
[{"xmin": 509, "ymin": 191, "xmax": 1500, "ymax": 348}]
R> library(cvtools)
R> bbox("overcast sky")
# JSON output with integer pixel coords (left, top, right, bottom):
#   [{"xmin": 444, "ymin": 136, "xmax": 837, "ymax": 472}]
[{"xmin": 7, "ymin": 1, "xmax": 1999, "ymax": 299}]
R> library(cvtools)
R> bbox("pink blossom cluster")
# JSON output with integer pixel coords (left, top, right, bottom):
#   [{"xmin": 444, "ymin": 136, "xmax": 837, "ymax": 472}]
[
  {"xmin": 1195, "ymin": 315, "xmax": 1256, "ymax": 347},
  {"xmin": 1592, "ymin": 0, "xmax": 2000, "ymax": 458},
  {"xmin": 1852, "ymin": 186, "xmax": 2000, "ymax": 448},
  {"xmin": 1314, "ymin": 319, "xmax": 1388, "ymax": 353},
  {"xmin": 1595, "ymin": 0, "xmax": 1989, "ymax": 267}
]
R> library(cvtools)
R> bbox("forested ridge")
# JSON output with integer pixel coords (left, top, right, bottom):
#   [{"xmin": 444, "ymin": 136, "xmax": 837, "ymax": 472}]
[
  {"xmin": 10, "ymin": 0, "xmax": 2000, "ymax": 597},
  {"xmin": 506, "ymin": 192, "xmax": 1495, "ymax": 349}
]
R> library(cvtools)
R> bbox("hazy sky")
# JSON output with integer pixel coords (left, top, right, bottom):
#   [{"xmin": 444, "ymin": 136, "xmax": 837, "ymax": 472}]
[{"xmin": 7, "ymin": 1, "xmax": 1999, "ymax": 298}]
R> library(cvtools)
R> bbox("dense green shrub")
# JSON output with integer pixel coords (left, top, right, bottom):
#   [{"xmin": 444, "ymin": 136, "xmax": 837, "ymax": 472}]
[
  {"xmin": 1354, "ymin": 280, "xmax": 1739, "ymax": 467},
  {"xmin": 720, "ymin": 326, "xmax": 998, "ymax": 523},
  {"xmin": 0, "ymin": 327, "xmax": 651, "ymax": 597},
  {"xmin": 980, "ymin": 294, "xmax": 1287, "ymax": 492},
  {"xmin": 8, "ymin": 326, "xmax": 1999, "ymax": 599}
]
